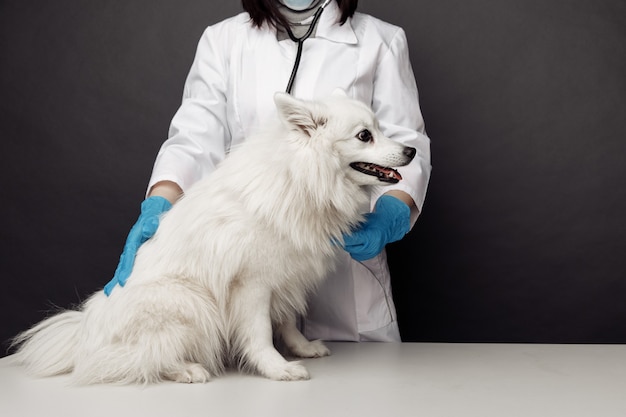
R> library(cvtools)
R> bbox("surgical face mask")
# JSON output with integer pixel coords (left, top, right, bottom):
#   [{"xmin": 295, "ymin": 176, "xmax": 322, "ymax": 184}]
[{"xmin": 279, "ymin": 0, "xmax": 316, "ymax": 11}]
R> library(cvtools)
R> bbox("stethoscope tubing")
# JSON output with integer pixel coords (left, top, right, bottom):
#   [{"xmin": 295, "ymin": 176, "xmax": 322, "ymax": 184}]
[{"xmin": 284, "ymin": 0, "xmax": 332, "ymax": 94}]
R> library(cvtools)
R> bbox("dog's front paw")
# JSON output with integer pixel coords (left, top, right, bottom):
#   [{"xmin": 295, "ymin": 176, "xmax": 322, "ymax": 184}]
[
  {"xmin": 264, "ymin": 361, "xmax": 310, "ymax": 381},
  {"xmin": 291, "ymin": 339, "xmax": 331, "ymax": 358}
]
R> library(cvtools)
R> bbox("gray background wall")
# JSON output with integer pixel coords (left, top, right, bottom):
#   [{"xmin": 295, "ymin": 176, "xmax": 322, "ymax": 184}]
[{"xmin": 1, "ymin": 0, "xmax": 625, "ymax": 353}]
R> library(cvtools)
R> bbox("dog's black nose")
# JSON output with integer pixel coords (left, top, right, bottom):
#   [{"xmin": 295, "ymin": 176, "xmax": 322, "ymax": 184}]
[{"xmin": 404, "ymin": 147, "xmax": 417, "ymax": 161}]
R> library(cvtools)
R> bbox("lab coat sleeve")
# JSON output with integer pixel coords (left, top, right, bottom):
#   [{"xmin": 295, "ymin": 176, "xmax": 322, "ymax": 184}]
[
  {"xmin": 147, "ymin": 25, "xmax": 232, "ymax": 194},
  {"xmin": 370, "ymin": 27, "xmax": 432, "ymax": 226}
]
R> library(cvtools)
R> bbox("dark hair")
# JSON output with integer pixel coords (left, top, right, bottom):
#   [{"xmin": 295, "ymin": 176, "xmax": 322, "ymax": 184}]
[{"xmin": 242, "ymin": 0, "xmax": 358, "ymax": 29}]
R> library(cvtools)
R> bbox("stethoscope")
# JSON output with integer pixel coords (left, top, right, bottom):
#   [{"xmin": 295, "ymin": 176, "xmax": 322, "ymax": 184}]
[{"xmin": 284, "ymin": 0, "xmax": 332, "ymax": 94}]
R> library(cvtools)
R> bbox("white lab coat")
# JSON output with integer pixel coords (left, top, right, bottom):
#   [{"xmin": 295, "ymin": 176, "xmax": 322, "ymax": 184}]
[{"xmin": 148, "ymin": 2, "xmax": 432, "ymax": 342}]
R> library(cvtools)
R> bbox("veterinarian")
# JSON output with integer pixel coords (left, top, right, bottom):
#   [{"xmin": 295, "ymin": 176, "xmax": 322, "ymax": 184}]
[{"xmin": 105, "ymin": 0, "xmax": 431, "ymax": 342}]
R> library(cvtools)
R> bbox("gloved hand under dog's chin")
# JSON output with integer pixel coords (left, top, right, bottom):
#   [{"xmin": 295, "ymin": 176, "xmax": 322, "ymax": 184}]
[
  {"xmin": 342, "ymin": 195, "xmax": 411, "ymax": 262},
  {"xmin": 103, "ymin": 196, "xmax": 172, "ymax": 296}
]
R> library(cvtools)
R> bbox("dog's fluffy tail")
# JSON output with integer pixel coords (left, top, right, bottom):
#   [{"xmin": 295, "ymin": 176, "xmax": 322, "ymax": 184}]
[
  {"xmin": 10, "ymin": 288, "xmax": 226, "ymax": 385},
  {"xmin": 10, "ymin": 309, "xmax": 82, "ymax": 377}
]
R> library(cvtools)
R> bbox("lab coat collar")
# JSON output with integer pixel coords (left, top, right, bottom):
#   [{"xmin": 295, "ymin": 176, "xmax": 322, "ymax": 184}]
[
  {"xmin": 256, "ymin": 1, "xmax": 357, "ymax": 45},
  {"xmin": 315, "ymin": 1, "xmax": 357, "ymax": 44}
]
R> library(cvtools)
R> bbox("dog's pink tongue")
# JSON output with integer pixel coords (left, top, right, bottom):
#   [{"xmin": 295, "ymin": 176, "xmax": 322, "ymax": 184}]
[
  {"xmin": 383, "ymin": 168, "xmax": 402, "ymax": 181},
  {"xmin": 381, "ymin": 167, "xmax": 402, "ymax": 181}
]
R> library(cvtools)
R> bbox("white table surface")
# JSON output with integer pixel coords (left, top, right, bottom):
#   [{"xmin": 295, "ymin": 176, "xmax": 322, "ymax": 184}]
[{"xmin": 1, "ymin": 342, "xmax": 625, "ymax": 417}]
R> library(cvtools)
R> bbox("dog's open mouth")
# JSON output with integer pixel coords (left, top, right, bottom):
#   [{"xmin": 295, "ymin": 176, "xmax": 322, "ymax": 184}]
[{"xmin": 350, "ymin": 162, "xmax": 403, "ymax": 183}]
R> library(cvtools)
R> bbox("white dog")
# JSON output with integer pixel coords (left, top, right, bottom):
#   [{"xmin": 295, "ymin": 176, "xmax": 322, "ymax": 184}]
[{"xmin": 11, "ymin": 90, "xmax": 416, "ymax": 384}]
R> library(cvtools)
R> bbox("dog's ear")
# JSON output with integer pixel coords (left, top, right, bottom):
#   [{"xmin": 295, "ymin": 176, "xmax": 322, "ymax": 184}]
[
  {"xmin": 331, "ymin": 87, "xmax": 348, "ymax": 98},
  {"xmin": 274, "ymin": 92, "xmax": 326, "ymax": 136}
]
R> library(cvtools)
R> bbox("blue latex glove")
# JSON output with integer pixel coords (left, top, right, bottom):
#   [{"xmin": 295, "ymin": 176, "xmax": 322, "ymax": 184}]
[
  {"xmin": 103, "ymin": 196, "xmax": 172, "ymax": 296},
  {"xmin": 343, "ymin": 195, "xmax": 411, "ymax": 262}
]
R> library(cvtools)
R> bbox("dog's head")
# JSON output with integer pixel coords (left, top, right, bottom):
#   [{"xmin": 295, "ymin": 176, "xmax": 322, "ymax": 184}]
[{"xmin": 274, "ymin": 89, "xmax": 416, "ymax": 186}]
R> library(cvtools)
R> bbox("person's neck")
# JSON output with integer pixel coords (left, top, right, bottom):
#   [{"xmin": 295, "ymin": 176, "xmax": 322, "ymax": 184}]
[{"xmin": 276, "ymin": 0, "xmax": 324, "ymax": 40}]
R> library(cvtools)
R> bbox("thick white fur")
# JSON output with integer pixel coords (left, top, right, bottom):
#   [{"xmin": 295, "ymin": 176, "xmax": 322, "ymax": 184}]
[{"xmin": 11, "ymin": 90, "xmax": 415, "ymax": 384}]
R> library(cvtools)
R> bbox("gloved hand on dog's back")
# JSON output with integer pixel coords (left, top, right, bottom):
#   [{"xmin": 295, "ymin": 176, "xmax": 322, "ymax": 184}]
[
  {"xmin": 103, "ymin": 196, "xmax": 172, "ymax": 296},
  {"xmin": 342, "ymin": 194, "xmax": 411, "ymax": 262}
]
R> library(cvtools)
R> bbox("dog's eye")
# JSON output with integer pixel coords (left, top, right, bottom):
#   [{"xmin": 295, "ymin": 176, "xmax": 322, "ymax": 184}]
[{"xmin": 356, "ymin": 129, "xmax": 372, "ymax": 142}]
